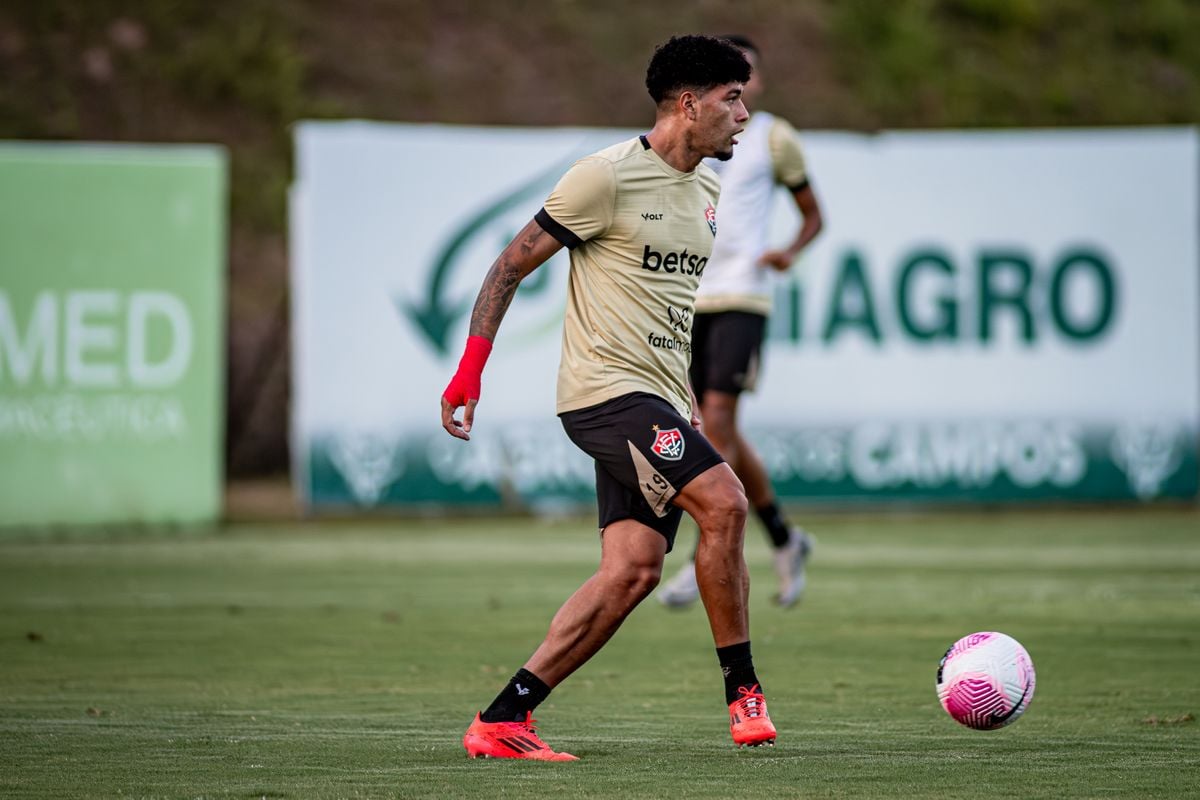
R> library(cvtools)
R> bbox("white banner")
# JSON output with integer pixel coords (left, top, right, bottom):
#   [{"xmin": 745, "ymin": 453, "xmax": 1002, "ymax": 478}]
[{"xmin": 291, "ymin": 122, "xmax": 1198, "ymax": 508}]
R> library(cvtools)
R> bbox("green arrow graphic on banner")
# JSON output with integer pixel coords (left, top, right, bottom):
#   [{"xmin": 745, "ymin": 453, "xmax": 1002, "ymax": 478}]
[{"xmin": 400, "ymin": 160, "xmax": 567, "ymax": 356}]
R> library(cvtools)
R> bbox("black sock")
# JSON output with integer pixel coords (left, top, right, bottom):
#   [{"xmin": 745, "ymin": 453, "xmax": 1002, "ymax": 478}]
[
  {"xmin": 716, "ymin": 641, "xmax": 762, "ymax": 705},
  {"xmin": 480, "ymin": 668, "xmax": 552, "ymax": 723},
  {"xmin": 756, "ymin": 502, "xmax": 792, "ymax": 549}
]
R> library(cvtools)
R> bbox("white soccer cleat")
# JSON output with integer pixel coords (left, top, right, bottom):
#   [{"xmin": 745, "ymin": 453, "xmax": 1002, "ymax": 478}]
[
  {"xmin": 657, "ymin": 560, "xmax": 700, "ymax": 608},
  {"xmin": 773, "ymin": 528, "xmax": 813, "ymax": 608}
]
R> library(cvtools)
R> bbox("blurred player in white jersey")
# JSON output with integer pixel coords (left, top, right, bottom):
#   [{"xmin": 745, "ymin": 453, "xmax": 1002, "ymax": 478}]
[{"xmin": 659, "ymin": 35, "xmax": 824, "ymax": 610}]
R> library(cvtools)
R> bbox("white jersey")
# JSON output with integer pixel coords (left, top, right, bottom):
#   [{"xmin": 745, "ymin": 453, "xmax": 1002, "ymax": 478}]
[{"xmin": 696, "ymin": 111, "xmax": 810, "ymax": 316}]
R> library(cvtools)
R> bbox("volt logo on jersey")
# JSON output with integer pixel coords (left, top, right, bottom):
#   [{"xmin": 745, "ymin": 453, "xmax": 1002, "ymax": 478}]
[
  {"xmin": 650, "ymin": 425, "xmax": 685, "ymax": 461},
  {"xmin": 705, "ymin": 202, "xmax": 717, "ymax": 236}
]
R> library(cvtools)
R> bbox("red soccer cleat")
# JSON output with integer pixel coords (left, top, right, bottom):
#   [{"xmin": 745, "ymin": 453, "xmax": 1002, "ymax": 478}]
[
  {"xmin": 729, "ymin": 684, "xmax": 777, "ymax": 747},
  {"xmin": 463, "ymin": 712, "xmax": 579, "ymax": 761}
]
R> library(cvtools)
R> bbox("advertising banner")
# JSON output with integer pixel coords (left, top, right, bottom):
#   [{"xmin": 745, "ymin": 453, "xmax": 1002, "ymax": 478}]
[
  {"xmin": 292, "ymin": 123, "xmax": 1198, "ymax": 509},
  {"xmin": 0, "ymin": 143, "xmax": 226, "ymax": 526}
]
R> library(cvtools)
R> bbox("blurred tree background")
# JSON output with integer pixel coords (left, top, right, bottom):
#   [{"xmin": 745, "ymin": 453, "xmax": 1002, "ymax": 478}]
[{"xmin": 1, "ymin": 0, "xmax": 1196, "ymax": 477}]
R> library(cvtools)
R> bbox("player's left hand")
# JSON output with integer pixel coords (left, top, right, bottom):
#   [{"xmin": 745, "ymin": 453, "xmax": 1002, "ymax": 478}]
[{"xmin": 758, "ymin": 249, "xmax": 796, "ymax": 272}]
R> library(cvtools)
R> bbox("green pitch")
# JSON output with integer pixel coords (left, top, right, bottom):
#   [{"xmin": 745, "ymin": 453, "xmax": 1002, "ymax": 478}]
[{"xmin": 1, "ymin": 509, "xmax": 1197, "ymax": 798}]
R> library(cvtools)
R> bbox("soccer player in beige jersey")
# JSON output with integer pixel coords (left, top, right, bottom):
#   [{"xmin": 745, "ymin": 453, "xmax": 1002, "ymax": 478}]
[
  {"xmin": 659, "ymin": 35, "xmax": 825, "ymax": 610},
  {"xmin": 441, "ymin": 35, "xmax": 775, "ymax": 760}
]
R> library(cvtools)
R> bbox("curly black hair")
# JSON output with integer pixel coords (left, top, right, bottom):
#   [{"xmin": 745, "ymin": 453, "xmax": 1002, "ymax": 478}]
[{"xmin": 645, "ymin": 35, "xmax": 751, "ymax": 105}]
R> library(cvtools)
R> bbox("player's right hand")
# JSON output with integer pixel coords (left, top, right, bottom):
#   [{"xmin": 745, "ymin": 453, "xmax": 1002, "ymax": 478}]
[
  {"xmin": 441, "ymin": 335, "xmax": 492, "ymax": 441},
  {"xmin": 441, "ymin": 377, "xmax": 479, "ymax": 441},
  {"xmin": 758, "ymin": 249, "xmax": 796, "ymax": 272}
]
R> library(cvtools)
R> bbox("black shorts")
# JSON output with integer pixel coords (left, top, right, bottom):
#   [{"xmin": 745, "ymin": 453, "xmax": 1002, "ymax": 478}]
[
  {"xmin": 689, "ymin": 310, "xmax": 767, "ymax": 397},
  {"xmin": 559, "ymin": 392, "xmax": 725, "ymax": 552}
]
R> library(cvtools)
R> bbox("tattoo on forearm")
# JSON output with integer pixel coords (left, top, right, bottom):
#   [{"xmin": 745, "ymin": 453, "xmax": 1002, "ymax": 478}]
[
  {"xmin": 468, "ymin": 226, "xmax": 543, "ymax": 340},
  {"xmin": 469, "ymin": 261, "xmax": 521, "ymax": 340}
]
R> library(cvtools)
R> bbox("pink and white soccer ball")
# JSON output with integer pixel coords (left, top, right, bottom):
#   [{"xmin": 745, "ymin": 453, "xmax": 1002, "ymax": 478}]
[{"xmin": 936, "ymin": 632, "xmax": 1036, "ymax": 730}]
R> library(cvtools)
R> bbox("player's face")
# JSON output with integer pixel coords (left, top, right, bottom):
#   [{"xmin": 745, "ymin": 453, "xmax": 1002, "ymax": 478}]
[{"xmin": 694, "ymin": 82, "xmax": 749, "ymax": 162}]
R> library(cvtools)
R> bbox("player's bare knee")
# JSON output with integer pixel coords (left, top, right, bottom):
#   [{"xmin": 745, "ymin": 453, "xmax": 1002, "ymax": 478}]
[
  {"xmin": 631, "ymin": 562, "xmax": 662, "ymax": 598},
  {"xmin": 606, "ymin": 562, "xmax": 661, "ymax": 604},
  {"xmin": 720, "ymin": 490, "xmax": 748, "ymax": 531},
  {"xmin": 698, "ymin": 481, "xmax": 748, "ymax": 535}
]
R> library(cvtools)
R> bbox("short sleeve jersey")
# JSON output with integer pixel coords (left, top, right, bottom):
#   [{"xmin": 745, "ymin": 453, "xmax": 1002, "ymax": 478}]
[
  {"xmin": 767, "ymin": 115, "xmax": 809, "ymax": 189},
  {"xmin": 535, "ymin": 136, "xmax": 722, "ymax": 417}
]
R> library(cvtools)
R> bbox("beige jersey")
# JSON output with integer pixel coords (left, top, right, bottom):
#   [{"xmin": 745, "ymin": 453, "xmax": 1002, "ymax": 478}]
[
  {"xmin": 696, "ymin": 112, "xmax": 810, "ymax": 315},
  {"xmin": 536, "ymin": 136, "xmax": 722, "ymax": 417}
]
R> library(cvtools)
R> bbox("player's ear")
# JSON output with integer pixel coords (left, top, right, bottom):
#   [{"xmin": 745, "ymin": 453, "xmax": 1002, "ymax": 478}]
[{"xmin": 679, "ymin": 90, "xmax": 698, "ymax": 120}]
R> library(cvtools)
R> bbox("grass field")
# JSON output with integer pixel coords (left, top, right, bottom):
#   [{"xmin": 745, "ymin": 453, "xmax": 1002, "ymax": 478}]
[{"xmin": 1, "ymin": 509, "xmax": 1197, "ymax": 798}]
